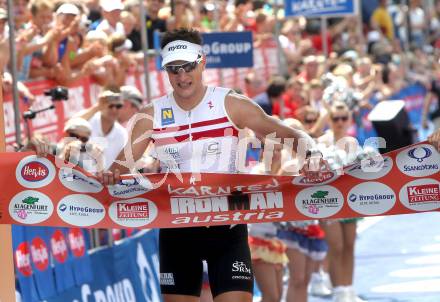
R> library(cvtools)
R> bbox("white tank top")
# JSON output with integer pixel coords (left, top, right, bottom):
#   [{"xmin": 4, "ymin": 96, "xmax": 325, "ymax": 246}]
[{"xmin": 151, "ymin": 86, "xmax": 240, "ymax": 173}]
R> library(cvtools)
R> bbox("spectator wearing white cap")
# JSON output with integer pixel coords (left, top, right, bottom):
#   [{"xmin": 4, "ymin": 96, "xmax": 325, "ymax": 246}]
[
  {"xmin": 74, "ymin": 87, "xmax": 128, "ymax": 170},
  {"xmin": 96, "ymin": 0, "xmax": 125, "ymax": 36},
  {"xmin": 118, "ymin": 85, "xmax": 143, "ymax": 126}
]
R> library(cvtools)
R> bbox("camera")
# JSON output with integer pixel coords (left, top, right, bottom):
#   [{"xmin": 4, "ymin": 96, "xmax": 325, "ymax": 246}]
[{"xmin": 44, "ymin": 86, "xmax": 69, "ymax": 101}]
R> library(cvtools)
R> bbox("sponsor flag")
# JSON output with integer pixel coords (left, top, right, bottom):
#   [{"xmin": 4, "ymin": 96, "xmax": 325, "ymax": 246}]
[
  {"xmin": 24, "ymin": 226, "xmax": 56, "ymax": 299},
  {"xmin": 12, "ymin": 225, "xmax": 40, "ymax": 302},
  {"xmin": 67, "ymin": 228, "xmax": 93, "ymax": 285},
  {"xmin": 48, "ymin": 227, "xmax": 76, "ymax": 293}
]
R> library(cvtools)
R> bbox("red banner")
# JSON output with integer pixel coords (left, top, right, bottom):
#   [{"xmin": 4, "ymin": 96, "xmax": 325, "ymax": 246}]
[{"xmin": 0, "ymin": 142, "xmax": 439, "ymax": 229}]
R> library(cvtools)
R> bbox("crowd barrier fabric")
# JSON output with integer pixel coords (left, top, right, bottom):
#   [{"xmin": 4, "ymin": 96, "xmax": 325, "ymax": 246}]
[
  {"xmin": 16, "ymin": 229, "xmax": 160, "ymax": 302},
  {"xmin": 0, "ymin": 141, "xmax": 439, "ymax": 229}
]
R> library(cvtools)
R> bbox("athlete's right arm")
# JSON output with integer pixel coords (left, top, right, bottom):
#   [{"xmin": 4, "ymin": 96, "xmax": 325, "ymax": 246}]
[{"xmin": 98, "ymin": 105, "xmax": 154, "ymax": 185}]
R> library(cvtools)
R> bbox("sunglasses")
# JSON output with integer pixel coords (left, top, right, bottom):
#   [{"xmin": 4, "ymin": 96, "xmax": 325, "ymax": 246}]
[
  {"xmin": 331, "ymin": 115, "xmax": 349, "ymax": 122},
  {"xmin": 67, "ymin": 132, "xmax": 89, "ymax": 143},
  {"xmin": 165, "ymin": 58, "xmax": 202, "ymax": 75},
  {"xmin": 108, "ymin": 103, "xmax": 123, "ymax": 110},
  {"xmin": 304, "ymin": 118, "xmax": 317, "ymax": 124}
]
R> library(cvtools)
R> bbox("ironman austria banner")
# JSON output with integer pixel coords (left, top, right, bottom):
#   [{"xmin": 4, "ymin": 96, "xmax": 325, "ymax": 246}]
[{"xmin": 0, "ymin": 142, "xmax": 439, "ymax": 229}]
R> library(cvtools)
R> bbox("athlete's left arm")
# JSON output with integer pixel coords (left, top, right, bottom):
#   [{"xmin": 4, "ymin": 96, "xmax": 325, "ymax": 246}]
[{"xmin": 225, "ymin": 93, "xmax": 316, "ymax": 154}]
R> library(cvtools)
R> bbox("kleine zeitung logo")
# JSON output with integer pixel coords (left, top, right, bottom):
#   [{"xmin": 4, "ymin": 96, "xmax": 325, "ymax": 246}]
[
  {"xmin": 15, "ymin": 156, "xmax": 56, "ymax": 188},
  {"xmin": 399, "ymin": 179, "xmax": 440, "ymax": 212},
  {"xmin": 109, "ymin": 198, "xmax": 158, "ymax": 227}
]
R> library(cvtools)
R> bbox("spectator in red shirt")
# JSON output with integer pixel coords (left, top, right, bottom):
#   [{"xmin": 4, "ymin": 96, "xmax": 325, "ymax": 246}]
[{"xmin": 274, "ymin": 77, "xmax": 306, "ymax": 119}]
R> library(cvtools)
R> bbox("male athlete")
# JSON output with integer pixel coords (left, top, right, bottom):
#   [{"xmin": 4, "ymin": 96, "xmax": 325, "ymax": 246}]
[{"xmin": 99, "ymin": 28, "xmax": 327, "ymax": 302}]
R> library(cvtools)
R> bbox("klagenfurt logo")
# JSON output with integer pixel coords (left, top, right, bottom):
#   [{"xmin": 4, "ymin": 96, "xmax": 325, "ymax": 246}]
[
  {"xmin": 50, "ymin": 230, "xmax": 68, "ymax": 264},
  {"xmin": 168, "ymin": 179, "xmax": 284, "ymax": 224},
  {"xmin": 347, "ymin": 182, "xmax": 396, "ymax": 216},
  {"xmin": 109, "ymin": 198, "xmax": 159, "ymax": 227},
  {"xmin": 57, "ymin": 194, "xmax": 105, "ymax": 227},
  {"xmin": 59, "ymin": 168, "xmax": 103, "ymax": 193},
  {"xmin": 15, "ymin": 156, "xmax": 56, "ymax": 188},
  {"xmin": 15, "ymin": 242, "xmax": 32, "ymax": 277},
  {"xmin": 9, "ymin": 191, "xmax": 54, "ymax": 224},
  {"xmin": 108, "ymin": 176, "xmax": 153, "ymax": 199},
  {"xmin": 397, "ymin": 144, "xmax": 440, "ymax": 177},
  {"xmin": 399, "ymin": 179, "xmax": 440, "ymax": 212},
  {"xmin": 30, "ymin": 237, "xmax": 49, "ymax": 271},
  {"xmin": 68, "ymin": 228, "xmax": 86, "ymax": 258},
  {"xmin": 295, "ymin": 186, "xmax": 344, "ymax": 218},
  {"xmin": 345, "ymin": 156, "xmax": 393, "ymax": 180},
  {"xmin": 292, "ymin": 171, "xmax": 339, "ymax": 186}
]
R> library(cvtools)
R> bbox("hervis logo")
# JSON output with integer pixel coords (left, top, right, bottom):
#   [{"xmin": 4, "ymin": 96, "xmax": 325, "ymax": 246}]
[
  {"xmin": 161, "ymin": 107, "xmax": 175, "ymax": 126},
  {"xmin": 15, "ymin": 156, "xmax": 56, "ymax": 188}
]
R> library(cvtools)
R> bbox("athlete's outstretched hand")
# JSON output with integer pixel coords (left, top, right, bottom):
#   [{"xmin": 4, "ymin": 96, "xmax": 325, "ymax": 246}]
[
  {"xmin": 26, "ymin": 135, "xmax": 52, "ymax": 157},
  {"xmin": 428, "ymin": 128, "xmax": 440, "ymax": 152},
  {"xmin": 96, "ymin": 169, "xmax": 121, "ymax": 186}
]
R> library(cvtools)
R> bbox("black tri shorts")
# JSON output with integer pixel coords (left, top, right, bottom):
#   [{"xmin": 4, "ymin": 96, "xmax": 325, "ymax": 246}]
[{"xmin": 159, "ymin": 224, "xmax": 254, "ymax": 297}]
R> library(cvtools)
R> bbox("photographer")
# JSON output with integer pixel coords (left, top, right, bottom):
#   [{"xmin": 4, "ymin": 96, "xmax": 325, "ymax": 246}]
[{"xmin": 25, "ymin": 117, "xmax": 103, "ymax": 173}]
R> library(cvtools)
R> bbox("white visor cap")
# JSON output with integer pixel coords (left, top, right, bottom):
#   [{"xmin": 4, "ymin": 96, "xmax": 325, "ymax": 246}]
[{"xmin": 161, "ymin": 40, "xmax": 203, "ymax": 67}]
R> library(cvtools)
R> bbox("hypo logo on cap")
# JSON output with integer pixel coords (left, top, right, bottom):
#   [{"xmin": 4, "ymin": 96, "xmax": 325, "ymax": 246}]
[
  {"xmin": 168, "ymin": 44, "xmax": 187, "ymax": 51},
  {"xmin": 16, "ymin": 156, "xmax": 56, "ymax": 188}
]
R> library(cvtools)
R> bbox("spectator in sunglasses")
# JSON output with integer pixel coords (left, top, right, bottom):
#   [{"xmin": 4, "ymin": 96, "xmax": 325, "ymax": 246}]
[{"xmin": 74, "ymin": 87, "xmax": 128, "ymax": 169}]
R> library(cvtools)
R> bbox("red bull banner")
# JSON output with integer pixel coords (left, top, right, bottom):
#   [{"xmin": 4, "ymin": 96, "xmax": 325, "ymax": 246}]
[{"xmin": 0, "ymin": 142, "xmax": 439, "ymax": 229}]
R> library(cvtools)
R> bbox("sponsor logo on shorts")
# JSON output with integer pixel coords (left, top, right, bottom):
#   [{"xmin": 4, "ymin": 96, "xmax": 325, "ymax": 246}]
[
  {"xmin": 109, "ymin": 198, "xmax": 158, "ymax": 227},
  {"xmin": 30, "ymin": 237, "xmax": 49, "ymax": 271},
  {"xmin": 160, "ymin": 273, "xmax": 175, "ymax": 286},
  {"xmin": 295, "ymin": 186, "xmax": 344, "ymax": 218},
  {"xmin": 15, "ymin": 242, "xmax": 32, "ymax": 277},
  {"xmin": 59, "ymin": 168, "xmax": 103, "ymax": 193},
  {"xmin": 232, "ymin": 261, "xmax": 252, "ymax": 280},
  {"xmin": 50, "ymin": 230, "xmax": 68, "ymax": 264},
  {"xmin": 399, "ymin": 179, "xmax": 440, "ymax": 212},
  {"xmin": 16, "ymin": 156, "xmax": 56, "ymax": 188},
  {"xmin": 396, "ymin": 144, "xmax": 440, "ymax": 177},
  {"xmin": 347, "ymin": 182, "xmax": 396, "ymax": 216},
  {"xmin": 345, "ymin": 156, "xmax": 393, "ymax": 180},
  {"xmin": 9, "ymin": 191, "xmax": 53, "ymax": 224},
  {"xmin": 57, "ymin": 195, "xmax": 105, "ymax": 227}
]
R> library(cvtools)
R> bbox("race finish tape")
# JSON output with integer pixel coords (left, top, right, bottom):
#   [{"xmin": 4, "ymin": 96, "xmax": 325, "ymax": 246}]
[{"xmin": 0, "ymin": 141, "xmax": 439, "ymax": 229}]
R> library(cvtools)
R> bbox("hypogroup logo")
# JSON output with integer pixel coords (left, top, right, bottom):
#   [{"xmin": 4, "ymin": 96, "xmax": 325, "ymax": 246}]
[
  {"xmin": 57, "ymin": 194, "xmax": 106, "ymax": 227},
  {"xmin": 9, "ymin": 190, "xmax": 54, "ymax": 224},
  {"xmin": 397, "ymin": 144, "xmax": 440, "ymax": 177},
  {"xmin": 399, "ymin": 179, "xmax": 440, "ymax": 212},
  {"xmin": 347, "ymin": 182, "xmax": 396, "ymax": 216},
  {"xmin": 59, "ymin": 168, "xmax": 103, "ymax": 193},
  {"xmin": 15, "ymin": 156, "xmax": 56, "ymax": 188},
  {"xmin": 295, "ymin": 186, "xmax": 344, "ymax": 218},
  {"xmin": 109, "ymin": 198, "xmax": 158, "ymax": 227}
]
